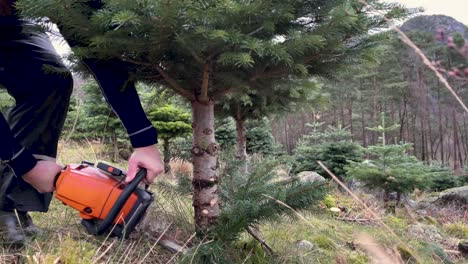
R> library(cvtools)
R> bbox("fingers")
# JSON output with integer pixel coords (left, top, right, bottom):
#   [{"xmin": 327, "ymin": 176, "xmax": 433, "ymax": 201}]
[
  {"xmin": 144, "ymin": 170, "xmax": 160, "ymax": 185},
  {"xmin": 126, "ymin": 161, "xmax": 138, "ymax": 183}
]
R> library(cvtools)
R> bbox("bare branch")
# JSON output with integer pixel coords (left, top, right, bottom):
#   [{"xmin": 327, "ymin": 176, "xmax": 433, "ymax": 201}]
[{"xmin": 120, "ymin": 57, "xmax": 194, "ymax": 100}]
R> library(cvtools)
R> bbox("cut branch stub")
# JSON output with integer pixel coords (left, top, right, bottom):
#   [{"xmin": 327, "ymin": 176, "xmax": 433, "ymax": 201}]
[
  {"xmin": 191, "ymin": 146, "xmax": 204, "ymax": 156},
  {"xmin": 192, "ymin": 178, "xmax": 218, "ymax": 189},
  {"xmin": 203, "ymin": 128, "xmax": 213, "ymax": 135},
  {"xmin": 205, "ymin": 143, "xmax": 219, "ymax": 156}
]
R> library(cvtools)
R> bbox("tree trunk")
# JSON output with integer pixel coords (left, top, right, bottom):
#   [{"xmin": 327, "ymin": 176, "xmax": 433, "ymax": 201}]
[
  {"xmin": 340, "ymin": 103, "xmax": 345, "ymax": 128},
  {"xmin": 412, "ymin": 113, "xmax": 417, "ymax": 157},
  {"xmin": 420, "ymin": 117, "xmax": 426, "ymax": 162},
  {"xmin": 390, "ymin": 101, "xmax": 395, "ymax": 144},
  {"xmin": 453, "ymin": 109, "xmax": 458, "ymax": 170},
  {"xmin": 163, "ymin": 139, "xmax": 171, "ymax": 173},
  {"xmin": 191, "ymin": 100, "xmax": 220, "ymax": 234},
  {"xmin": 437, "ymin": 84, "xmax": 444, "ymax": 165},
  {"xmin": 361, "ymin": 109, "xmax": 367, "ymax": 147},
  {"xmin": 463, "ymin": 115, "xmax": 468, "ymax": 165},
  {"xmin": 348, "ymin": 101, "xmax": 353, "ymax": 139},
  {"xmin": 112, "ymin": 131, "xmax": 118, "ymax": 162},
  {"xmin": 235, "ymin": 117, "xmax": 248, "ymax": 161}
]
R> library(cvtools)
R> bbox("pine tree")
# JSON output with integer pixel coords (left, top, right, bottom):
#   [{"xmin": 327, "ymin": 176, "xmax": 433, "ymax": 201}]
[{"xmin": 18, "ymin": 0, "xmax": 411, "ymax": 233}]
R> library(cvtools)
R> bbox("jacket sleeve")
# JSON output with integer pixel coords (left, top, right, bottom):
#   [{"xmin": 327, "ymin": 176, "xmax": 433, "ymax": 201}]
[
  {"xmin": 0, "ymin": 114, "xmax": 37, "ymax": 177},
  {"xmin": 82, "ymin": 58, "xmax": 158, "ymax": 148}
]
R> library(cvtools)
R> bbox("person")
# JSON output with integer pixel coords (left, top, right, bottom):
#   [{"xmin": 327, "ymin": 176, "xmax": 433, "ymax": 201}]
[{"xmin": 0, "ymin": 0, "xmax": 164, "ymax": 246}]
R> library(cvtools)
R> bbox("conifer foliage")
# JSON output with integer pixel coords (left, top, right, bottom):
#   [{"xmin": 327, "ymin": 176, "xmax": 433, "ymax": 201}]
[
  {"xmin": 147, "ymin": 105, "xmax": 191, "ymax": 172},
  {"xmin": 18, "ymin": 0, "xmax": 410, "ymax": 233},
  {"xmin": 345, "ymin": 114, "xmax": 431, "ymax": 202},
  {"xmin": 293, "ymin": 123, "xmax": 362, "ymax": 180}
]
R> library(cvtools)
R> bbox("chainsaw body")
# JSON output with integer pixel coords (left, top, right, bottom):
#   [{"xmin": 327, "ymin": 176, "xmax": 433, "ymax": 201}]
[{"xmin": 54, "ymin": 162, "xmax": 154, "ymax": 238}]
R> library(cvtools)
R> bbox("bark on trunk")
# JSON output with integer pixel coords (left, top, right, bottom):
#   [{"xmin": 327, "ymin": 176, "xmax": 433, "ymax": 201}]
[
  {"xmin": 235, "ymin": 106, "xmax": 248, "ymax": 161},
  {"xmin": 361, "ymin": 110, "xmax": 367, "ymax": 147},
  {"xmin": 112, "ymin": 131, "xmax": 118, "ymax": 162},
  {"xmin": 191, "ymin": 100, "xmax": 220, "ymax": 234},
  {"xmin": 420, "ymin": 117, "xmax": 426, "ymax": 162},
  {"xmin": 348, "ymin": 101, "xmax": 353, "ymax": 138},
  {"xmin": 453, "ymin": 109, "xmax": 458, "ymax": 170},
  {"xmin": 163, "ymin": 139, "xmax": 171, "ymax": 173},
  {"xmin": 235, "ymin": 118, "xmax": 248, "ymax": 160},
  {"xmin": 437, "ymin": 84, "xmax": 444, "ymax": 164},
  {"xmin": 235, "ymin": 116, "xmax": 248, "ymax": 174}
]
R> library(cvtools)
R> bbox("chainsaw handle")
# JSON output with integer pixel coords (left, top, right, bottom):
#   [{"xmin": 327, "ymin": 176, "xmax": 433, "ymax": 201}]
[{"xmin": 93, "ymin": 168, "xmax": 147, "ymax": 236}]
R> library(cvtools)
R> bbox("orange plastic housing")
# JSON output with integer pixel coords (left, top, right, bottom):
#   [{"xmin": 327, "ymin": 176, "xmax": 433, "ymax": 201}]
[{"xmin": 55, "ymin": 165, "xmax": 138, "ymax": 224}]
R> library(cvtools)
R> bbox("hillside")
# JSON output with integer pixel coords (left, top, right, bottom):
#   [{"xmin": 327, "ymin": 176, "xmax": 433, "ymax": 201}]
[{"xmin": 400, "ymin": 15, "xmax": 468, "ymax": 39}]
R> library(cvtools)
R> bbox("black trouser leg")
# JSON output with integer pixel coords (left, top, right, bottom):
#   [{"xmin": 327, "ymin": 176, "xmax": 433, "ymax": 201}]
[{"xmin": 0, "ymin": 19, "xmax": 73, "ymax": 212}]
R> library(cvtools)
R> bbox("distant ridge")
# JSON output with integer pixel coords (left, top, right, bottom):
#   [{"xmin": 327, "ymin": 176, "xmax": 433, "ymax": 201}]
[{"xmin": 400, "ymin": 15, "xmax": 468, "ymax": 39}]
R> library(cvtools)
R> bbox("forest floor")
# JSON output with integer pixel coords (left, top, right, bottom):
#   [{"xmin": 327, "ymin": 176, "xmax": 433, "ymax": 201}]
[{"xmin": 0, "ymin": 142, "xmax": 466, "ymax": 264}]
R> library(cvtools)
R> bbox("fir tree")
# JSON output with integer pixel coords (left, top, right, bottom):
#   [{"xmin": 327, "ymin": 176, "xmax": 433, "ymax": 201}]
[
  {"xmin": 345, "ymin": 114, "xmax": 431, "ymax": 203},
  {"xmin": 78, "ymin": 80, "xmax": 126, "ymax": 161},
  {"xmin": 293, "ymin": 123, "xmax": 362, "ymax": 180},
  {"xmin": 147, "ymin": 104, "xmax": 191, "ymax": 173},
  {"xmin": 18, "ymin": 0, "xmax": 411, "ymax": 233},
  {"xmin": 217, "ymin": 78, "xmax": 325, "ymax": 160}
]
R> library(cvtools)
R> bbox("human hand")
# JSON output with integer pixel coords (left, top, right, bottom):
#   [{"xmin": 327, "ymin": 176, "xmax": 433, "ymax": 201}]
[
  {"xmin": 22, "ymin": 160, "xmax": 62, "ymax": 193},
  {"xmin": 126, "ymin": 144, "xmax": 164, "ymax": 185}
]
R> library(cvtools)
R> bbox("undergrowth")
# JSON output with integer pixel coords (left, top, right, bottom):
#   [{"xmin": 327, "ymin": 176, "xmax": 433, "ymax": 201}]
[{"xmin": 0, "ymin": 143, "xmax": 464, "ymax": 264}]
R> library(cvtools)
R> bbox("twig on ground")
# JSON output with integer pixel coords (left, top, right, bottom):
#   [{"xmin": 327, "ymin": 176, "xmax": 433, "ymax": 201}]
[
  {"xmin": 335, "ymin": 217, "xmax": 376, "ymax": 223},
  {"xmin": 165, "ymin": 232, "xmax": 196, "ymax": 264},
  {"xmin": 138, "ymin": 222, "xmax": 173, "ymax": 264},
  {"xmin": 92, "ymin": 240, "xmax": 116, "ymax": 264},
  {"xmin": 245, "ymin": 226, "xmax": 274, "ymax": 255}
]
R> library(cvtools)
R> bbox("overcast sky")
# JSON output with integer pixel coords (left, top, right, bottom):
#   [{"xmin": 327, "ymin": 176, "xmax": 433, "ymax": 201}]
[{"xmin": 385, "ymin": 0, "xmax": 468, "ymax": 25}]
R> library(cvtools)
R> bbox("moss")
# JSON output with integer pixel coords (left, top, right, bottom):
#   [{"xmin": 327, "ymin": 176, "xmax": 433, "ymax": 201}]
[
  {"xmin": 323, "ymin": 194, "xmax": 337, "ymax": 208},
  {"xmin": 423, "ymin": 216, "xmax": 438, "ymax": 225},
  {"xmin": 347, "ymin": 252, "xmax": 368, "ymax": 264},
  {"xmin": 312, "ymin": 235, "xmax": 336, "ymax": 250},
  {"xmin": 444, "ymin": 222, "xmax": 468, "ymax": 239},
  {"xmin": 386, "ymin": 216, "xmax": 408, "ymax": 229},
  {"xmin": 397, "ymin": 244, "xmax": 419, "ymax": 264}
]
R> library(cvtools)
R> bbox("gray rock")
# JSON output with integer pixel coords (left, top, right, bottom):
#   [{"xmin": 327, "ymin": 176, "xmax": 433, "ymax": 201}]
[
  {"xmin": 296, "ymin": 240, "xmax": 315, "ymax": 251},
  {"xmin": 408, "ymin": 223, "xmax": 444, "ymax": 242},
  {"xmin": 297, "ymin": 171, "xmax": 326, "ymax": 183},
  {"xmin": 347, "ymin": 179, "xmax": 363, "ymax": 190},
  {"xmin": 415, "ymin": 195, "xmax": 440, "ymax": 210},
  {"xmin": 438, "ymin": 185, "xmax": 468, "ymax": 205}
]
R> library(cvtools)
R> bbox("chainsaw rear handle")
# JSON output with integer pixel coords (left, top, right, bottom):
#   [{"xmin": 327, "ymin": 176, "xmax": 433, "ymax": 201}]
[{"xmin": 92, "ymin": 168, "xmax": 147, "ymax": 236}]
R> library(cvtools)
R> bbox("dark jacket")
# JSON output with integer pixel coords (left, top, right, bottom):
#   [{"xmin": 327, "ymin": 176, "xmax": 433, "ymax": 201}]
[{"xmin": 1, "ymin": 1, "xmax": 157, "ymax": 177}]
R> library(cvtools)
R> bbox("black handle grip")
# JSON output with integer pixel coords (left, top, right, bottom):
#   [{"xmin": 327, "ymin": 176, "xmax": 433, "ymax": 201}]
[{"xmin": 93, "ymin": 169, "xmax": 147, "ymax": 235}]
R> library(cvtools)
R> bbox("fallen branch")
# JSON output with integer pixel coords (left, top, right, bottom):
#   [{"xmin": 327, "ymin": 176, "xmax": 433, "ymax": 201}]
[
  {"xmin": 245, "ymin": 226, "xmax": 274, "ymax": 255},
  {"xmin": 335, "ymin": 217, "xmax": 377, "ymax": 223}
]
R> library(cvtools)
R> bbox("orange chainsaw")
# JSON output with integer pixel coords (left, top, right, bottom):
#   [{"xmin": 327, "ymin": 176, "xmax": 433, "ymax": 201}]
[{"xmin": 54, "ymin": 161, "xmax": 154, "ymax": 238}]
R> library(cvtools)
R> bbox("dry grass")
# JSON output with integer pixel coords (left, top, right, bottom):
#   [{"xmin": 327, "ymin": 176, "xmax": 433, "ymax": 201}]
[{"xmin": 168, "ymin": 158, "xmax": 193, "ymax": 179}]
